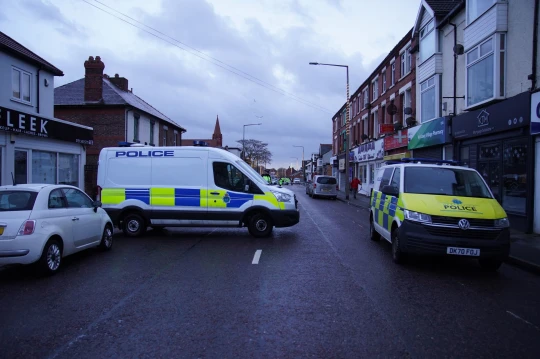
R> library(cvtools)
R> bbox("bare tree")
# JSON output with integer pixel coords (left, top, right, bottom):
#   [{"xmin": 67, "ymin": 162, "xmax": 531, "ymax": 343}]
[{"xmin": 238, "ymin": 139, "xmax": 273, "ymax": 169}]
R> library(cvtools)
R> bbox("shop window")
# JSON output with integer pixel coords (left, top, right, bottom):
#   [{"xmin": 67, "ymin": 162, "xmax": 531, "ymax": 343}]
[
  {"xmin": 32, "ymin": 151, "xmax": 57, "ymax": 184},
  {"xmin": 502, "ymin": 139, "xmax": 527, "ymax": 215},
  {"xmin": 479, "ymin": 143, "xmax": 501, "ymax": 160},
  {"xmin": 460, "ymin": 146, "xmax": 470, "ymax": 167},
  {"xmin": 59, "ymin": 154, "xmax": 79, "ymax": 186},
  {"xmin": 444, "ymin": 145, "xmax": 454, "ymax": 161},
  {"xmin": 14, "ymin": 150, "xmax": 28, "ymax": 184}
]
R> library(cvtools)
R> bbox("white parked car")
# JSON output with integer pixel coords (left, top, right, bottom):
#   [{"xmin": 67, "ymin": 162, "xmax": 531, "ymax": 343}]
[
  {"xmin": 293, "ymin": 178, "xmax": 301, "ymax": 185},
  {"xmin": 0, "ymin": 184, "xmax": 114, "ymax": 275}
]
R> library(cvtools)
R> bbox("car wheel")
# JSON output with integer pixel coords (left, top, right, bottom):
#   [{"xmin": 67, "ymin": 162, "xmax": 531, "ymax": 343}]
[
  {"xmin": 248, "ymin": 213, "xmax": 274, "ymax": 238},
  {"xmin": 370, "ymin": 215, "xmax": 380, "ymax": 241},
  {"xmin": 37, "ymin": 238, "xmax": 62, "ymax": 276},
  {"xmin": 391, "ymin": 227, "xmax": 406, "ymax": 264},
  {"xmin": 122, "ymin": 213, "xmax": 146, "ymax": 237},
  {"xmin": 478, "ymin": 258, "xmax": 503, "ymax": 271},
  {"xmin": 99, "ymin": 224, "xmax": 113, "ymax": 251}
]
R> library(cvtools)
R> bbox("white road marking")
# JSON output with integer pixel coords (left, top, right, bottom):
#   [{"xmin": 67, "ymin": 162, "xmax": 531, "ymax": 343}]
[
  {"xmin": 252, "ymin": 249, "xmax": 262, "ymax": 264},
  {"xmin": 507, "ymin": 311, "xmax": 540, "ymax": 331}
]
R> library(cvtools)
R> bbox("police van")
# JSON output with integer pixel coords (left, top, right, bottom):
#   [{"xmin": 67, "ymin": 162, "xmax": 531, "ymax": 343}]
[
  {"xmin": 369, "ymin": 158, "xmax": 510, "ymax": 271},
  {"xmin": 96, "ymin": 144, "xmax": 299, "ymax": 238}
]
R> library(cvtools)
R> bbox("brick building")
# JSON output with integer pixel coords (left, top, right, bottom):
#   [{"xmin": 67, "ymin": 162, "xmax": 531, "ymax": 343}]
[
  {"xmin": 181, "ymin": 115, "xmax": 222, "ymax": 147},
  {"xmin": 332, "ymin": 28, "xmax": 416, "ymax": 193},
  {"xmin": 54, "ymin": 56, "xmax": 186, "ymax": 196}
]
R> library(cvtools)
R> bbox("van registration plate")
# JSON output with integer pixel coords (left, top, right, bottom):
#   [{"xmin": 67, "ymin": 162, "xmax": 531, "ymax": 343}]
[{"xmin": 447, "ymin": 247, "xmax": 480, "ymax": 256}]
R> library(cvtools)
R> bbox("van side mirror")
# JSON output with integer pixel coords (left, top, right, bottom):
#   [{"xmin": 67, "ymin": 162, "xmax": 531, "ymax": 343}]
[{"xmin": 381, "ymin": 185, "xmax": 399, "ymax": 197}]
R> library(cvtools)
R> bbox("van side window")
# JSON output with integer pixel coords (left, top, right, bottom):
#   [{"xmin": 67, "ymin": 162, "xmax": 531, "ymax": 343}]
[
  {"xmin": 213, "ymin": 162, "xmax": 248, "ymax": 193},
  {"xmin": 378, "ymin": 168, "xmax": 394, "ymax": 191},
  {"xmin": 390, "ymin": 168, "xmax": 400, "ymax": 190}
]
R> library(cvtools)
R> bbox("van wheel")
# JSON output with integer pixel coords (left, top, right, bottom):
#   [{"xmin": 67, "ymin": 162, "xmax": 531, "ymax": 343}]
[
  {"xmin": 99, "ymin": 224, "xmax": 113, "ymax": 250},
  {"xmin": 122, "ymin": 213, "xmax": 146, "ymax": 237},
  {"xmin": 478, "ymin": 258, "xmax": 503, "ymax": 271},
  {"xmin": 36, "ymin": 238, "xmax": 62, "ymax": 276},
  {"xmin": 391, "ymin": 227, "xmax": 406, "ymax": 264},
  {"xmin": 248, "ymin": 213, "xmax": 273, "ymax": 238},
  {"xmin": 370, "ymin": 215, "xmax": 380, "ymax": 241}
]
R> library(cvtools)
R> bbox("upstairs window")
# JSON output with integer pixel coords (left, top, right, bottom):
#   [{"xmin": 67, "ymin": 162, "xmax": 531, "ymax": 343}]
[
  {"xmin": 382, "ymin": 71, "xmax": 387, "ymax": 93},
  {"xmin": 149, "ymin": 120, "xmax": 155, "ymax": 145},
  {"xmin": 133, "ymin": 113, "xmax": 140, "ymax": 142},
  {"xmin": 468, "ymin": 0, "xmax": 495, "ymax": 24},
  {"xmin": 391, "ymin": 62, "xmax": 396, "ymax": 86},
  {"xmin": 372, "ymin": 78, "xmax": 379, "ymax": 101},
  {"xmin": 420, "ymin": 76, "xmax": 438, "ymax": 122},
  {"xmin": 419, "ymin": 20, "xmax": 435, "ymax": 63},
  {"xmin": 12, "ymin": 67, "xmax": 31, "ymax": 103},
  {"xmin": 363, "ymin": 88, "xmax": 369, "ymax": 108}
]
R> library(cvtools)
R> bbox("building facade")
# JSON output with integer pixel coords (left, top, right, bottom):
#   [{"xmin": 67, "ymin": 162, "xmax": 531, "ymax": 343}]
[
  {"xmin": 0, "ymin": 31, "xmax": 92, "ymax": 188},
  {"xmin": 54, "ymin": 56, "xmax": 185, "ymax": 197}
]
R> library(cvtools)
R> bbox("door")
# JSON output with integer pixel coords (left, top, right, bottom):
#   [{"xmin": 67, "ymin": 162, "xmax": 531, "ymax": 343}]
[
  {"xmin": 62, "ymin": 188, "xmax": 102, "ymax": 247},
  {"xmin": 14, "ymin": 150, "xmax": 28, "ymax": 184},
  {"xmin": 478, "ymin": 142, "xmax": 502, "ymax": 200},
  {"xmin": 208, "ymin": 161, "xmax": 254, "ymax": 223},
  {"xmin": 44, "ymin": 189, "xmax": 74, "ymax": 253},
  {"xmin": 374, "ymin": 167, "xmax": 395, "ymax": 240}
]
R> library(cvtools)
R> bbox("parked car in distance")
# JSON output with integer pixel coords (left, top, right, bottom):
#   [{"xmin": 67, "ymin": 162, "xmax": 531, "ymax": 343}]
[
  {"xmin": 0, "ymin": 184, "xmax": 114, "ymax": 275},
  {"xmin": 293, "ymin": 178, "xmax": 301, "ymax": 185},
  {"xmin": 306, "ymin": 176, "xmax": 338, "ymax": 199}
]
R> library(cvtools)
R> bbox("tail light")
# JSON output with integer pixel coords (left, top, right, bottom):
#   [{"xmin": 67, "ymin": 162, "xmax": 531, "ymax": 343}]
[
  {"xmin": 18, "ymin": 220, "xmax": 36, "ymax": 236},
  {"xmin": 96, "ymin": 186, "xmax": 102, "ymax": 201}
]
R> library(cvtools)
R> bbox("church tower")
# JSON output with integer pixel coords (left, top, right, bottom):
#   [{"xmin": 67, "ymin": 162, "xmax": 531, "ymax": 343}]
[{"xmin": 212, "ymin": 115, "xmax": 223, "ymax": 147}]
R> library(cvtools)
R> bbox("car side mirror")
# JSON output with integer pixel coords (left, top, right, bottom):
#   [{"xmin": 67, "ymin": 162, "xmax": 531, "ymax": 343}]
[
  {"xmin": 381, "ymin": 185, "xmax": 399, "ymax": 197},
  {"xmin": 93, "ymin": 200, "xmax": 102, "ymax": 212}
]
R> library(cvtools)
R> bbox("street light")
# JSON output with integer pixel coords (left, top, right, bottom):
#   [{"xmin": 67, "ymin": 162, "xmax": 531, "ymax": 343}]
[
  {"xmin": 309, "ymin": 61, "xmax": 350, "ymax": 200},
  {"xmin": 293, "ymin": 145, "xmax": 304, "ymax": 181},
  {"xmin": 290, "ymin": 156, "xmax": 299, "ymax": 169},
  {"xmin": 242, "ymin": 123, "xmax": 262, "ymax": 161}
]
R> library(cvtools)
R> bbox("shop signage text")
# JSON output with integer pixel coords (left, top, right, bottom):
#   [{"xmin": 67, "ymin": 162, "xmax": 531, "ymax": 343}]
[
  {"xmin": 384, "ymin": 129, "xmax": 408, "ymax": 150},
  {"xmin": 408, "ymin": 117, "xmax": 451, "ymax": 150},
  {"xmin": 0, "ymin": 106, "xmax": 93, "ymax": 144},
  {"xmin": 379, "ymin": 124, "xmax": 394, "ymax": 135},
  {"xmin": 453, "ymin": 92, "xmax": 530, "ymax": 139},
  {"xmin": 531, "ymin": 91, "xmax": 540, "ymax": 135},
  {"xmin": 353, "ymin": 138, "xmax": 384, "ymax": 162}
]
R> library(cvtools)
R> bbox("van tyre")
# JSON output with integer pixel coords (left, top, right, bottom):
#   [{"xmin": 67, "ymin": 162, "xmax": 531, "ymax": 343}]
[
  {"xmin": 391, "ymin": 228, "xmax": 406, "ymax": 264},
  {"xmin": 99, "ymin": 224, "xmax": 113, "ymax": 251},
  {"xmin": 478, "ymin": 258, "xmax": 503, "ymax": 271},
  {"xmin": 248, "ymin": 213, "xmax": 273, "ymax": 238},
  {"xmin": 37, "ymin": 238, "xmax": 62, "ymax": 276},
  {"xmin": 370, "ymin": 215, "xmax": 380, "ymax": 241},
  {"xmin": 122, "ymin": 213, "xmax": 146, "ymax": 237}
]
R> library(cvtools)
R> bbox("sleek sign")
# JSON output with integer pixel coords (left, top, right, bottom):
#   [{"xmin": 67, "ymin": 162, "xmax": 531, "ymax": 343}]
[
  {"xmin": 384, "ymin": 129, "xmax": 408, "ymax": 150},
  {"xmin": 408, "ymin": 117, "xmax": 451, "ymax": 150},
  {"xmin": 532, "ymin": 91, "xmax": 540, "ymax": 135},
  {"xmin": 0, "ymin": 106, "xmax": 93, "ymax": 144},
  {"xmin": 353, "ymin": 138, "xmax": 384, "ymax": 162},
  {"xmin": 453, "ymin": 92, "xmax": 530, "ymax": 139}
]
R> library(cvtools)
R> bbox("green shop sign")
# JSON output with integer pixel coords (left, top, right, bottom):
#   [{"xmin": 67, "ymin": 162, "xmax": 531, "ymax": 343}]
[{"xmin": 407, "ymin": 117, "xmax": 451, "ymax": 150}]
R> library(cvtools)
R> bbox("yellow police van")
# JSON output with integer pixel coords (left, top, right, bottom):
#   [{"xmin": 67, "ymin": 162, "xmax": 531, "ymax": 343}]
[
  {"xmin": 96, "ymin": 144, "xmax": 299, "ymax": 238},
  {"xmin": 369, "ymin": 158, "xmax": 510, "ymax": 271}
]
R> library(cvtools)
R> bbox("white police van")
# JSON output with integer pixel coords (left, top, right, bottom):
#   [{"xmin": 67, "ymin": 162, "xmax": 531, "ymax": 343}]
[{"xmin": 96, "ymin": 143, "xmax": 299, "ymax": 237}]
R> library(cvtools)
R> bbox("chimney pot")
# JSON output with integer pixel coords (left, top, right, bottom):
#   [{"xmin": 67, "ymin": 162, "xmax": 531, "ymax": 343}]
[
  {"xmin": 115, "ymin": 74, "xmax": 119, "ymax": 78},
  {"xmin": 84, "ymin": 55, "xmax": 105, "ymax": 102}
]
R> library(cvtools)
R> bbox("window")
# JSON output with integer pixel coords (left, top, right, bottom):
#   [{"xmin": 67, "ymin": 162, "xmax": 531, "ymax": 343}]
[
  {"xmin": 401, "ymin": 53, "xmax": 406, "ymax": 77},
  {"xmin": 48, "ymin": 189, "xmax": 66, "ymax": 209},
  {"xmin": 444, "ymin": 145, "xmax": 454, "ymax": 161},
  {"xmin": 403, "ymin": 88, "xmax": 412, "ymax": 121},
  {"xmin": 499, "ymin": 34, "xmax": 506, "ymax": 97},
  {"xmin": 63, "ymin": 188, "xmax": 93, "ymax": 208},
  {"xmin": 379, "ymin": 168, "xmax": 394, "ymax": 190},
  {"xmin": 32, "ymin": 151, "xmax": 57, "ymax": 184},
  {"xmin": 502, "ymin": 138, "xmax": 527, "ymax": 215},
  {"xmin": 373, "ymin": 110, "xmax": 379, "ymax": 138},
  {"xmin": 390, "ymin": 168, "xmax": 400, "ymax": 190},
  {"xmin": 372, "ymin": 78, "xmax": 378, "ymax": 101},
  {"xmin": 382, "ymin": 72, "xmax": 386, "ymax": 93},
  {"xmin": 163, "ymin": 128, "xmax": 168, "ymax": 146},
  {"xmin": 15, "ymin": 150, "xmax": 28, "ymax": 184},
  {"xmin": 133, "ymin": 114, "xmax": 140, "ymax": 142},
  {"xmin": 12, "ymin": 68, "xmax": 31, "ymax": 103},
  {"xmin": 391, "ymin": 62, "xmax": 396, "ymax": 86},
  {"xmin": 173, "ymin": 131, "xmax": 178, "ymax": 146},
  {"xmin": 467, "ymin": 0, "xmax": 495, "ymax": 23},
  {"xmin": 400, "ymin": 48, "xmax": 412, "ymax": 77},
  {"xmin": 149, "ymin": 121, "xmax": 155, "ymax": 145},
  {"xmin": 0, "ymin": 147, "xmax": 2, "ymax": 186},
  {"xmin": 0, "ymin": 190, "xmax": 37, "ymax": 211},
  {"xmin": 467, "ymin": 38, "xmax": 498, "ymax": 106},
  {"xmin": 363, "ymin": 88, "xmax": 369, "ymax": 108},
  {"xmin": 316, "ymin": 176, "xmax": 337, "ymax": 184},
  {"xmin": 58, "ymin": 154, "xmax": 79, "ymax": 186},
  {"xmin": 461, "ymin": 146, "xmax": 470, "ymax": 167},
  {"xmin": 420, "ymin": 20, "xmax": 436, "ymax": 63},
  {"xmin": 213, "ymin": 162, "xmax": 249, "ymax": 192},
  {"xmin": 421, "ymin": 76, "xmax": 437, "ymax": 122}
]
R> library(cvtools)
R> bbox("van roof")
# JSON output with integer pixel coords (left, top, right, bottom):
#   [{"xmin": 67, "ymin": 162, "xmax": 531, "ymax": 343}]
[{"xmin": 101, "ymin": 145, "xmax": 241, "ymax": 162}]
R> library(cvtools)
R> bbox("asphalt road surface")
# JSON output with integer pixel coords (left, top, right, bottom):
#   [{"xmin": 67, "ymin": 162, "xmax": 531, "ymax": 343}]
[{"xmin": 1, "ymin": 185, "xmax": 540, "ymax": 358}]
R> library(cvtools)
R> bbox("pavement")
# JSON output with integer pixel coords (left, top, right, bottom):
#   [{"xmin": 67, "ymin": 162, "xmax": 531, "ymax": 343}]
[
  {"xmin": 336, "ymin": 190, "xmax": 540, "ymax": 275},
  {"xmin": 1, "ymin": 185, "xmax": 540, "ymax": 358}
]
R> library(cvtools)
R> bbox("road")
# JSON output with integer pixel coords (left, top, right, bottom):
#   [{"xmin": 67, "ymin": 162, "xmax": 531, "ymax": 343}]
[{"xmin": 1, "ymin": 185, "xmax": 540, "ymax": 358}]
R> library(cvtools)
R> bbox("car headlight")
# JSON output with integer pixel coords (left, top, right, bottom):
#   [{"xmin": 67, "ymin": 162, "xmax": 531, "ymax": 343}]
[
  {"xmin": 404, "ymin": 210, "xmax": 432, "ymax": 223},
  {"xmin": 494, "ymin": 217, "xmax": 510, "ymax": 228},
  {"xmin": 271, "ymin": 191, "xmax": 292, "ymax": 202}
]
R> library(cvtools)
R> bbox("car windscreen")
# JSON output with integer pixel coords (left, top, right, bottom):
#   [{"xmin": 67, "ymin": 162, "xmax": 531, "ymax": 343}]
[
  {"xmin": 316, "ymin": 177, "xmax": 337, "ymax": 185},
  {"xmin": 404, "ymin": 167, "xmax": 493, "ymax": 198},
  {"xmin": 0, "ymin": 191, "xmax": 38, "ymax": 211}
]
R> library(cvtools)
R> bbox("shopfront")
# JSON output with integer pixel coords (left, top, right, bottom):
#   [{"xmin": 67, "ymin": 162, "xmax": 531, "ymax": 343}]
[
  {"xmin": 408, "ymin": 117, "xmax": 452, "ymax": 159},
  {"xmin": 531, "ymin": 91, "xmax": 540, "ymax": 234},
  {"xmin": 353, "ymin": 139, "xmax": 384, "ymax": 196},
  {"xmin": 384, "ymin": 129, "xmax": 411, "ymax": 162},
  {"xmin": 453, "ymin": 92, "xmax": 532, "ymax": 232},
  {"xmin": 0, "ymin": 106, "xmax": 93, "ymax": 188}
]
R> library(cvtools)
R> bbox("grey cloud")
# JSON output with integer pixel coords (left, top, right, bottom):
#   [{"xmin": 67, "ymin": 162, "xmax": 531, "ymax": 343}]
[{"xmin": 18, "ymin": 0, "xmax": 86, "ymax": 38}]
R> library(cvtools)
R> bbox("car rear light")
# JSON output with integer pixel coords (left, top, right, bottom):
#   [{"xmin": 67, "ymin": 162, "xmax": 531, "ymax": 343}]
[
  {"xmin": 18, "ymin": 220, "xmax": 36, "ymax": 236},
  {"xmin": 96, "ymin": 186, "xmax": 102, "ymax": 201}
]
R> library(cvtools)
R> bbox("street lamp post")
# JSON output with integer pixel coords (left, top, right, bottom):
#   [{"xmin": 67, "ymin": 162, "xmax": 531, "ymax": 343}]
[
  {"xmin": 293, "ymin": 145, "xmax": 304, "ymax": 181},
  {"xmin": 242, "ymin": 123, "xmax": 262, "ymax": 161},
  {"xmin": 290, "ymin": 157, "xmax": 299, "ymax": 170},
  {"xmin": 309, "ymin": 62, "xmax": 350, "ymax": 200}
]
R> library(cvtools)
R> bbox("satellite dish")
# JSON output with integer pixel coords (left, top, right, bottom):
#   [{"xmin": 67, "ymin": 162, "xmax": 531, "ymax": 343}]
[
  {"xmin": 404, "ymin": 107, "xmax": 413, "ymax": 115},
  {"xmin": 406, "ymin": 117, "xmax": 417, "ymax": 127},
  {"xmin": 453, "ymin": 44, "xmax": 464, "ymax": 55},
  {"xmin": 361, "ymin": 134, "xmax": 368, "ymax": 140},
  {"xmin": 387, "ymin": 104, "xmax": 398, "ymax": 115},
  {"xmin": 394, "ymin": 122, "xmax": 403, "ymax": 131}
]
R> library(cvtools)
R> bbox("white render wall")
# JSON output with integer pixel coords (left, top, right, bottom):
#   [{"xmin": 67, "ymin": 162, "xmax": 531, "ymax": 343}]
[
  {"xmin": 441, "ymin": 8, "xmax": 467, "ymax": 117},
  {"xmin": 125, "ymin": 110, "xmax": 159, "ymax": 145}
]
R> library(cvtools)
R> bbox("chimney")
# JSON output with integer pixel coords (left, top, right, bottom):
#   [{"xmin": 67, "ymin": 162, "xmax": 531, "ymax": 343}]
[
  {"xmin": 109, "ymin": 73, "xmax": 129, "ymax": 92},
  {"xmin": 84, "ymin": 56, "xmax": 105, "ymax": 102}
]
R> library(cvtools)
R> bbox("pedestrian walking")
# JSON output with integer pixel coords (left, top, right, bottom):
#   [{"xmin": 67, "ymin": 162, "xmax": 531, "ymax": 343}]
[{"xmin": 350, "ymin": 177, "xmax": 361, "ymax": 199}]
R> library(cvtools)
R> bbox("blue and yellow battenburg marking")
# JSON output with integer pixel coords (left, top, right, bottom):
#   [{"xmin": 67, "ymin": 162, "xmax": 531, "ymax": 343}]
[
  {"xmin": 101, "ymin": 188, "xmax": 283, "ymax": 209},
  {"xmin": 371, "ymin": 190, "xmax": 403, "ymax": 231}
]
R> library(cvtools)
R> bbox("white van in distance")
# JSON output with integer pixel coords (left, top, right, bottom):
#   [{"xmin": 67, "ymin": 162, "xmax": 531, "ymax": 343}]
[{"xmin": 96, "ymin": 145, "xmax": 300, "ymax": 237}]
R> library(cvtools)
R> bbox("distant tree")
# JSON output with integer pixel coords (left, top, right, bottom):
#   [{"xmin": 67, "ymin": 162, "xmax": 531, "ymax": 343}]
[{"xmin": 238, "ymin": 139, "xmax": 273, "ymax": 169}]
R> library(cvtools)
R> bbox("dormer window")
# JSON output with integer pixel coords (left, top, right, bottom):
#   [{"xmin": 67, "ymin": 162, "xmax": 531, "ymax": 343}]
[{"xmin": 467, "ymin": 0, "xmax": 496, "ymax": 24}]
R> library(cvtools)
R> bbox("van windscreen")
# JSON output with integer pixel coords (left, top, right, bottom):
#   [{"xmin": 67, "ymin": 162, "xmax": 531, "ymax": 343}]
[{"xmin": 316, "ymin": 177, "xmax": 337, "ymax": 185}]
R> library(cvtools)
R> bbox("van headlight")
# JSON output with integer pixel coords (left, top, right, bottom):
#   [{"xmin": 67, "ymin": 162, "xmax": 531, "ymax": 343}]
[
  {"xmin": 494, "ymin": 217, "xmax": 510, "ymax": 228},
  {"xmin": 404, "ymin": 210, "xmax": 432, "ymax": 223},
  {"xmin": 271, "ymin": 191, "xmax": 292, "ymax": 202}
]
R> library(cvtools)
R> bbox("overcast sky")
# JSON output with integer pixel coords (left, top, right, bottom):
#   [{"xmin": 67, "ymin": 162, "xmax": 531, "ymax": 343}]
[{"xmin": 1, "ymin": 0, "xmax": 418, "ymax": 169}]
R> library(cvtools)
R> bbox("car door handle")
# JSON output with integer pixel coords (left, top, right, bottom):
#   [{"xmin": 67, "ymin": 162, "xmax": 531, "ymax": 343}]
[
  {"xmin": 210, "ymin": 192, "xmax": 220, "ymax": 195},
  {"xmin": 72, "ymin": 217, "xmax": 79, "ymax": 221}
]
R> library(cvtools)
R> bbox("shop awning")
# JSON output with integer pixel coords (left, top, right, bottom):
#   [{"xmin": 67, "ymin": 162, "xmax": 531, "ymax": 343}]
[{"xmin": 383, "ymin": 152, "xmax": 411, "ymax": 161}]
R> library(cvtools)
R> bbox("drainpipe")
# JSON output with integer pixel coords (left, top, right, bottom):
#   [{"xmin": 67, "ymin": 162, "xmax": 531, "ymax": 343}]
[
  {"xmin": 37, "ymin": 68, "xmax": 41, "ymax": 114},
  {"xmin": 530, "ymin": 0, "xmax": 539, "ymax": 91}
]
